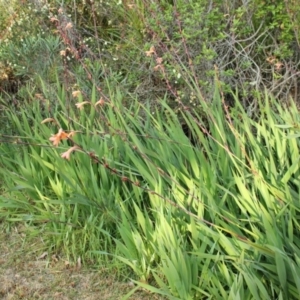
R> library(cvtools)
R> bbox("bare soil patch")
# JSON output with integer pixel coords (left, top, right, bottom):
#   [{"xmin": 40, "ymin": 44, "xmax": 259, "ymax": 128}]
[{"xmin": 0, "ymin": 225, "xmax": 164, "ymax": 300}]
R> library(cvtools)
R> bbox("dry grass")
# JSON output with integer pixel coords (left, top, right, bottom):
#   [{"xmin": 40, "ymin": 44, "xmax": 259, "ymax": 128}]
[{"xmin": 0, "ymin": 224, "xmax": 165, "ymax": 300}]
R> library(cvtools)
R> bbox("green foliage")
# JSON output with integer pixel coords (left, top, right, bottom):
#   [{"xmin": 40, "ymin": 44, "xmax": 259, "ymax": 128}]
[
  {"xmin": 1, "ymin": 82, "xmax": 300, "ymax": 298},
  {"xmin": 1, "ymin": 34, "xmax": 62, "ymax": 79},
  {"xmin": 142, "ymin": 0, "xmax": 300, "ymax": 104},
  {"xmin": 1, "ymin": 0, "xmax": 300, "ymax": 299},
  {"xmin": 253, "ymin": 0, "xmax": 298, "ymax": 58},
  {"xmin": 0, "ymin": 0, "xmax": 60, "ymax": 101}
]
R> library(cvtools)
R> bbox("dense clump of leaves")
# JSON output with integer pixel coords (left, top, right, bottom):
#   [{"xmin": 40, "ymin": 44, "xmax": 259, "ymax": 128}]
[
  {"xmin": 141, "ymin": 0, "xmax": 300, "ymax": 107},
  {"xmin": 1, "ymin": 82, "xmax": 300, "ymax": 298}
]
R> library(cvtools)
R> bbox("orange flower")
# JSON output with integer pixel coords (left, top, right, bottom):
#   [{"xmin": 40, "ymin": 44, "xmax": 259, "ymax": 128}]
[
  {"xmin": 49, "ymin": 128, "xmax": 71, "ymax": 147},
  {"xmin": 156, "ymin": 57, "xmax": 163, "ymax": 64},
  {"xmin": 95, "ymin": 97, "xmax": 105, "ymax": 107},
  {"xmin": 50, "ymin": 17, "xmax": 58, "ymax": 23},
  {"xmin": 61, "ymin": 146, "xmax": 80, "ymax": 160},
  {"xmin": 65, "ymin": 22, "xmax": 73, "ymax": 30},
  {"xmin": 75, "ymin": 101, "xmax": 91, "ymax": 110},
  {"xmin": 72, "ymin": 90, "xmax": 81, "ymax": 98}
]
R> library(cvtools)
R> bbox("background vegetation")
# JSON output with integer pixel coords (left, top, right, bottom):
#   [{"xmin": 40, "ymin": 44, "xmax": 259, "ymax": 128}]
[{"xmin": 1, "ymin": 0, "xmax": 300, "ymax": 299}]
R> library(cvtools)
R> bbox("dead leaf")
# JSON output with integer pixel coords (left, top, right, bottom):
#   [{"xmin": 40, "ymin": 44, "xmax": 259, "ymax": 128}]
[
  {"xmin": 41, "ymin": 118, "xmax": 56, "ymax": 124},
  {"xmin": 153, "ymin": 65, "xmax": 161, "ymax": 71},
  {"xmin": 51, "ymin": 254, "xmax": 59, "ymax": 263},
  {"xmin": 266, "ymin": 56, "xmax": 276, "ymax": 64},
  {"xmin": 275, "ymin": 62, "xmax": 283, "ymax": 70},
  {"xmin": 37, "ymin": 252, "xmax": 48, "ymax": 260},
  {"xmin": 145, "ymin": 46, "xmax": 155, "ymax": 57},
  {"xmin": 65, "ymin": 260, "xmax": 70, "ymax": 269},
  {"xmin": 77, "ymin": 257, "xmax": 81, "ymax": 270},
  {"xmin": 72, "ymin": 90, "xmax": 81, "ymax": 98}
]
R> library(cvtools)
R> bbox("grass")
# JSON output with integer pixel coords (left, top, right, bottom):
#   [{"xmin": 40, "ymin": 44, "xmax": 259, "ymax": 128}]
[{"xmin": 0, "ymin": 223, "xmax": 165, "ymax": 300}]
